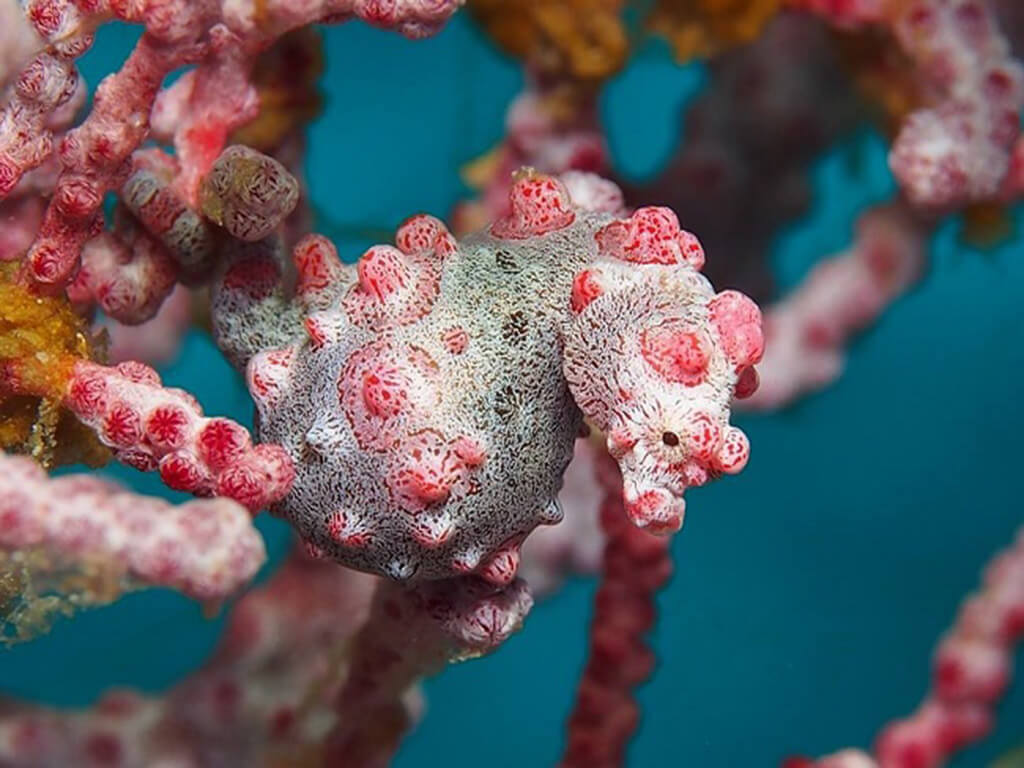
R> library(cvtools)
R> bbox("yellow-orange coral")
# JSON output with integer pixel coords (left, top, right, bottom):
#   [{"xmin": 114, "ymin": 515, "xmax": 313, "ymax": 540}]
[
  {"xmin": 469, "ymin": 0, "xmax": 629, "ymax": 84},
  {"xmin": 961, "ymin": 202, "xmax": 1015, "ymax": 248},
  {"xmin": 834, "ymin": 26, "xmax": 920, "ymax": 135},
  {"xmin": 0, "ymin": 548, "xmax": 126, "ymax": 645},
  {"xmin": 0, "ymin": 268, "xmax": 89, "ymax": 398},
  {"xmin": 648, "ymin": 0, "xmax": 782, "ymax": 62},
  {"xmin": 0, "ymin": 265, "xmax": 107, "ymax": 467}
]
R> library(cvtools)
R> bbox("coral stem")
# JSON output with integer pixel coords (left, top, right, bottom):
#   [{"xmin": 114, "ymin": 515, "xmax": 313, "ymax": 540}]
[
  {"xmin": 561, "ymin": 446, "xmax": 673, "ymax": 768},
  {"xmin": 792, "ymin": 527, "xmax": 1024, "ymax": 768}
]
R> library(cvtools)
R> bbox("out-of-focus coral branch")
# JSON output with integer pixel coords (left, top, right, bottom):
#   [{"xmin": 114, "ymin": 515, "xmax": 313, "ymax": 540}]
[
  {"xmin": 739, "ymin": 202, "xmax": 929, "ymax": 410},
  {"xmin": 326, "ymin": 575, "xmax": 533, "ymax": 765},
  {"xmin": 561, "ymin": 445, "xmax": 671, "ymax": 768},
  {"xmin": 67, "ymin": 206, "xmax": 179, "ymax": 325},
  {"xmin": 0, "ymin": 452, "xmax": 265, "ymax": 643},
  {"xmin": 0, "ymin": 197, "xmax": 46, "ymax": 264},
  {"xmin": 887, "ymin": 0, "xmax": 1024, "ymax": 210},
  {"xmin": 0, "ymin": 1, "xmax": 44, "ymax": 91},
  {"xmin": 102, "ymin": 283, "xmax": 192, "ymax": 366},
  {"xmin": 0, "ymin": 0, "xmax": 101, "ymax": 201},
  {"xmin": 789, "ymin": 527, "xmax": 1024, "ymax": 768},
  {"xmin": 0, "ymin": 546, "xmax": 380, "ymax": 765},
  {"xmin": 649, "ymin": 0, "xmax": 783, "ymax": 60},
  {"xmin": 0, "ymin": 540, "xmax": 529, "ymax": 766},
  {"xmin": 623, "ymin": 12, "xmax": 860, "ymax": 302},
  {"xmin": 797, "ymin": 0, "xmax": 1024, "ymax": 211},
  {"xmin": 468, "ymin": 0, "xmax": 628, "ymax": 84}
]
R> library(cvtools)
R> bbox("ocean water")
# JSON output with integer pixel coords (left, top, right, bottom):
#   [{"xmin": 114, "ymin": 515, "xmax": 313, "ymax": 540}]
[{"xmin": 1, "ymin": 13, "xmax": 1021, "ymax": 767}]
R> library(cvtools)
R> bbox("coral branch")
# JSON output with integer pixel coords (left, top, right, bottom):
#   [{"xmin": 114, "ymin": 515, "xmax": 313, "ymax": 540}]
[
  {"xmin": 0, "ymin": 0, "xmax": 101, "ymax": 199},
  {"xmin": 0, "ymin": 547, "xmax": 379, "ymax": 764},
  {"xmin": 0, "ymin": 549, "xmax": 525, "ymax": 766},
  {"xmin": 0, "ymin": 1, "xmax": 44, "ymax": 90},
  {"xmin": 21, "ymin": 30, "xmax": 206, "ymax": 290},
  {"xmin": 119, "ymin": 149, "xmax": 219, "ymax": 281},
  {"xmin": 63, "ymin": 360, "xmax": 294, "ymax": 511},
  {"xmin": 6, "ymin": 0, "xmax": 464, "ymax": 292},
  {"xmin": 888, "ymin": 0, "xmax": 1024, "ymax": 210},
  {"xmin": 326, "ymin": 575, "xmax": 533, "ymax": 764},
  {"xmin": 799, "ymin": 0, "xmax": 1024, "ymax": 210},
  {"xmin": 0, "ymin": 452, "xmax": 265, "ymax": 644},
  {"xmin": 561, "ymin": 446, "xmax": 672, "ymax": 768},
  {"xmin": 67, "ymin": 208, "xmax": 179, "ymax": 324},
  {"xmin": 102, "ymin": 284, "xmax": 192, "ymax": 366},
  {"xmin": 0, "ymin": 49, "xmax": 80, "ymax": 198},
  {"xmin": 150, "ymin": 37, "xmax": 260, "ymax": 207},
  {"xmin": 791, "ymin": 527, "xmax": 1024, "ymax": 768},
  {"xmin": 739, "ymin": 202, "xmax": 928, "ymax": 410},
  {"xmin": 0, "ymin": 197, "xmax": 45, "ymax": 263}
]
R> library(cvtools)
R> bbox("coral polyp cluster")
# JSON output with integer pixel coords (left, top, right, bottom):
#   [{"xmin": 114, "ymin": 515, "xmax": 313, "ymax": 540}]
[
  {"xmin": 64, "ymin": 360, "xmax": 294, "ymax": 513},
  {"xmin": 0, "ymin": 264, "xmax": 106, "ymax": 468},
  {"xmin": 649, "ymin": 0, "xmax": 782, "ymax": 60}
]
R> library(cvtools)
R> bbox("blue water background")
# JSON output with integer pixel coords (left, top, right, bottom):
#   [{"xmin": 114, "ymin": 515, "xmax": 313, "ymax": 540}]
[{"xmin": 1, "ymin": 15, "xmax": 1022, "ymax": 766}]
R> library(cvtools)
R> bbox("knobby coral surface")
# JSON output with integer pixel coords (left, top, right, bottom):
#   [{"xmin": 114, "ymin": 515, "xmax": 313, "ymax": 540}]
[
  {"xmin": 0, "ymin": 547, "xmax": 377, "ymax": 765},
  {"xmin": 0, "ymin": 452, "xmax": 265, "ymax": 644}
]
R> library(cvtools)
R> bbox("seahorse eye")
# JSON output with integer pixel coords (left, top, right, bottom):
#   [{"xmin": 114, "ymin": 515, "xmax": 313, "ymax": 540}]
[{"xmin": 662, "ymin": 431, "xmax": 680, "ymax": 447}]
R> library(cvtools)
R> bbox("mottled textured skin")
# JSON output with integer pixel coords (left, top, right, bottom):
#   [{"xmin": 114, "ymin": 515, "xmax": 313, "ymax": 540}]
[
  {"xmin": 564, "ymin": 259, "xmax": 755, "ymax": 533},
  {"xmin": 211, "ymin": 173, "xmax": 761, "ymax": 582},
  {"xmin": 253, "ymin": 215, "xmax": 598, "ymax": 581}
]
